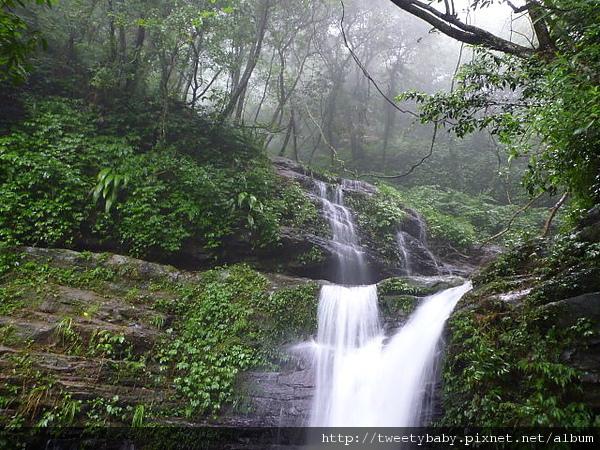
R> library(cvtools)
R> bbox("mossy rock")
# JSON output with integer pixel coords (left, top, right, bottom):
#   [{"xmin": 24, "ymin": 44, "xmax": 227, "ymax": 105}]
[
  {"xmin": 378, "ymin": 294, "xmax": 418, "ymax": 319},
  {"xmin": 527, "ymin": 266, "xmax": 600, "ymax": 307}
]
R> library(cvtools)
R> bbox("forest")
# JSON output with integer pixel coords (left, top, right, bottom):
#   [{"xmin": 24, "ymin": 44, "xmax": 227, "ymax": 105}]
[{"xmin": 0, "ymin": 0, "xmax": 599, "ymax": 445}]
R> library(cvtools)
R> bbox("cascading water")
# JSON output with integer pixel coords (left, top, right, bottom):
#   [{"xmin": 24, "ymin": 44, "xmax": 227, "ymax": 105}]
[
  {"xmin": 310, "ymin": 284, "xmax": 381, "ymax": 427},
  {"xmin": 396, "ymin": 231, "xmax": 413, "ymax": 275},
  {"xmin": 314, "ymin": 180, "xmax": 370, "ymax": 285},
  {"xmin": 308, "ymin": 178, "xmax": 471, "ymax": 428},
  {"xmin": 310, "ymin": 282, "xmax": 471, "ymax": 427},
  {"xmin": 396, "ymin": 209, "xmax": 441, "ymax": 276}
]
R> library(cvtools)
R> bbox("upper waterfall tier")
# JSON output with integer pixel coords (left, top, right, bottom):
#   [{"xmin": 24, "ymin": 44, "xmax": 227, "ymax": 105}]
[{"xmin": 313, "ymin": 179, "xmax": 372, "ymax": 285}]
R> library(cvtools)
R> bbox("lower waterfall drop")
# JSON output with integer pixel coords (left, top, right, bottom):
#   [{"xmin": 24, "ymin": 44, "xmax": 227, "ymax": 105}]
[{"xmin": 310, "ymin": 281, "xmax": 472, "ymax": 427}]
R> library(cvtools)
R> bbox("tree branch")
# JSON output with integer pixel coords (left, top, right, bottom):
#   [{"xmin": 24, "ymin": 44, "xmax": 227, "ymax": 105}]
[
  {"xmin": 542, "ymin": 192, "xmax": 569, "ymax": 237},
  {"xmin": 477, "ymin": 191, "xmax": 544, "ymax": 249},
  {"xmin": 339, "ymin": 1, "xmax": 417, "ymax": 117},
  {"xmin": 371, "ymin": 121, "xmax": 438, "ymax": 179},
  {"xmin": 388, "ymin": 0, "xmax": 536, "ymax": 57}
]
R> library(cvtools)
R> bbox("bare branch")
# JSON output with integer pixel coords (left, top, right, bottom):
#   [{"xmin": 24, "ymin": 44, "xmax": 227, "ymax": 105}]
[
  {"xmin": 542, "ymin": 192, "xmax": 569, "ymax": 237},
  {"xmin": 477, "ymin": 191, "xmax": 545, "ymax": 249},
  {"xmin": 339, "ymin": 1, "xmax": 417, "ymax": 117},
  {"xmin": 505, "ymin": 0, "xmax": 532, "ymax": 13},
  {"xmin": 388, "ymin": 0, "xmax": 537, "ymax": 57},
  {"xmin": 371, "ymin": 121, "xmax": 438, "ymax": 179}
]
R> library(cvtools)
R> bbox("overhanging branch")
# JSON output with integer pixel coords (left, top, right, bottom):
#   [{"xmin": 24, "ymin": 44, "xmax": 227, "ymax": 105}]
[{"xmin": 388, "ymin": 0, "xmax": 537, "ymax": 57}]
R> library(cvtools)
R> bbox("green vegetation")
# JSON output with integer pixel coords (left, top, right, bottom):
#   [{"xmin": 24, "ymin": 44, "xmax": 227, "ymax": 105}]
[
  {"xmin": 441, "ymin": 222, "xmax": 600, "ymax": 426},
  {"xmin": 153, "ymin": 264, "xmax": 318, "ymax": 417},
  {"xmin": 346, "ymin": 182, "xmax": 551, "ymax": 261},
  {"xmin": 393, "ymin": 185, "xmax": 552, "ymax": 254},
  {"xmin": 398, "ymin": 0, "xmax": 600, "ymax": 217},
  {"xmin": 0, "ymin": 251, "xmax": 319, "ymax": 425},
  {"xmin": 0, "ymin": 0, "xmax": 55, "ymax": 84},
  {"xmin": 1, "ymin": 0, "xmax": 599, "ymax": 432},
  {"xmin": 378, "ymin": 277, "xmax": 421, "ymax": 296},
  {"xmin": 0, "ymin": 95, "xmax": 323, "ymax": 260},
  {"xmin": 344, "ymin": 185, "xmax": 407, "ymax": 262},
  {"xmin": 442, "ymin": 305, "xmax": 597, "ymax": 427}
]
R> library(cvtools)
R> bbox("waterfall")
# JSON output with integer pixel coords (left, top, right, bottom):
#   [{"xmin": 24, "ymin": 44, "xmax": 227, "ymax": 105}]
[
  {"xmin": 414, "ymin": 210, "xmax": 429, "ymax": 244},
  {"xmin": 310, "ymin": 284, "xmax": 381, "ymax": 427},
  {"xmin": 308, "ymin": 177, "xmax": 471, "ymax": 428},
  {"xmin": 396, "ymin": 209, "xmax": 441, "ymax": 276},
  {"xmin": 314, "ymin": 180, "xmax": 370, "ymax": 284},
  {"xmin": 396, "ymin": 231, "xmax": 413, "ymax": 275},
  {"xmin": 310, "ymin": 282, "xmax": 471, "ymax": 427}
]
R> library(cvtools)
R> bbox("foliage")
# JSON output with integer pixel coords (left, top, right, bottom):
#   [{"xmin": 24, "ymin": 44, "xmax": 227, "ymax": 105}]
[
  {"xmin": 444, "ymin": 213, "xmax": 600, "ymax": 427},
  {"xmin": 91, "ymin": 167, "xmax": 129, "ymax": 213},
  {"xmin": 0, "ymin": 95, "xmax": 308, "ymax": 258},
  {"xmin": 261, "ymin": 283, "xmax": 319, "ymax": 343},
  {"xmin": 398, "ymin": 0, "xmax": 600, "ymax": 213},
  {"xmin": 344, "ymin": 181, "xmax": 549, "ymax": 261},
  {"xmin": 0, "ymin": 0, "xmax": 54, "ymax": 84},
  {"xmin": 273, "ymin": 178, "xmax": 326, "ymax": 235},
  {"xmin": 152, "ymin": 264, "xmax": 319, "ymax": 417},
  {"xmin": 441, "ymin": 302, "xmax": 597, "ymax": 427},
  {"xmin": 473, "ymin": 226, "xmax": 600, "ymax": 306},
  {"xmin": 344, "ymin": 184, "xmax": 407, "ymax": 260},
  {"xmin": 153, "ymin": 265, "xmax": 268, "ymax": 416},
  {"xmin": 0, "ymin": 97, "xmax": 94, "ymax": 247},
  {"xmin": 348, "ymin": 184, "xmax": 406, "ymax": 233},
  {"xmin": 392, "ymin": 184, "xmax": 552, "ymax": 254},
  {"xmin": 0, "ymin": 352, "xmax": 82, "ymax": 427},
  {"xmin": 473, "ymin": 238, "xmax": 547, "ymax": 287},
  {"xmin": 377, "ymin": 277, "xmax": 420, "ymax": 296},
  {"xmin": 0, "ymin": 252, "xmax": 320, "ymax": 423},
  {"xmin": 526, "ymin": 230, "xmax": 600, "ymax": 306}
]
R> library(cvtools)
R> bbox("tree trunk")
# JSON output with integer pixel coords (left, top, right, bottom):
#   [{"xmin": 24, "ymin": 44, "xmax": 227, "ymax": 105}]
[{"xmin": 222, "ymin": 0, "xmax": 271, "ymax": 119}]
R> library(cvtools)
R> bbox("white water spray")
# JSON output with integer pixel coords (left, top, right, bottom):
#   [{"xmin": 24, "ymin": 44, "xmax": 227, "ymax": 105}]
[
  {"xmin": 396, "ymin": 231, "xmax": 413, "ymax": 275},
  {"xmin": 310, "ymin": 281, "xmax": 472, "ymax": 427},
  {"xmin": 307, "ymin": 177, "xmax": 470, "ymax": 428}
]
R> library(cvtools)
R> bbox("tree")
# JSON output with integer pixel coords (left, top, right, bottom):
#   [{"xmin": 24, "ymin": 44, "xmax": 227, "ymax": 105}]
[
  {"xmin": 0, "ymin": 0, "xmax": 54, "ymax": 83},
  {"xmin": 388, "ymin": 0, "xmax": 551, "ymax": 57},
  {"xmin": 390, "ymin": 0, "xmax": 600, "ymax": 212},
  {"xmin": 221, "ymin": 0, "xmax": 271, "ymax": 119}
]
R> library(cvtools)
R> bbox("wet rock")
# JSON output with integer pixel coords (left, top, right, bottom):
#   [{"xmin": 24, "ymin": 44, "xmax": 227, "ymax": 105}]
[
  {"xmin": 577, "ymin": 204, "xmax": 600, "ymax": 243},
  {"xmin": 20, "ymin": 246, "xmax": 198, "ymax": 283},
  {"xmin": 241, "ymin": 366, "xmax": 314, "ymax": 427},
  {"xmin": 394, "ymin": 231, "xmax": 440, "ymax": 276},
  {"xmin": 544, "ymin": 292, "xmax": 600, "ymax": 329},
  {"xmin": 544, "ymin": 292, "xmax": 600, "ymax": 409},
  {"xmin": 395, "ymin": 275, "xmax": 467, "ymax": 293}
]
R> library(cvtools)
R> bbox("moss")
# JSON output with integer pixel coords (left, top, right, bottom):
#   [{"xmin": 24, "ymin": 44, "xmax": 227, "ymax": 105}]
[
  {"xmin": 527, "ymin": 266, "xmax": 600, "ymax": 307},
  {"xmin": 378, "ymin": 294, "xmax": 417, "ymax": 318},
  {"xmin": 440, "ymin": 298, "xmax": 597, "ymax": 427},
  {"xmin": 440, "ymin": 231, "xmax": 600, "ymax": 427},
  {"xmin": 0, "ymin": 249, "xmax": 321, "ymax": 425}
]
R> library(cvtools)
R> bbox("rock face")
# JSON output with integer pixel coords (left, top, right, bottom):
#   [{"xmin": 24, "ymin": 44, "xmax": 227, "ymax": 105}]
[
  {"xmin": 545, "ymin": 292, "xmax": 600, "ymax": 410},
  {"xmin": 269, "ymin": 157, "xmax": 448, "ymax": 283},
  {"xmin": 0, "ymin": 248, "xmax": 183, "ymax": 422},
  {"xmin": 0, "ymin": 247, "xmax": 324, "ymax": 428},
  {"xmin": 241, "ymin": 362, "xmax": 315, "ymax": 427},
  {"xmin": 441, "ymin": 206, "xmax": 600, "ymax": 426},
  {"xmin": 0, "ymin": 160, "xmax": 484, "ymax": 431},
  {"xmin": 234, "ymin": 274, "xmax": 469, "ymax": 427}
]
